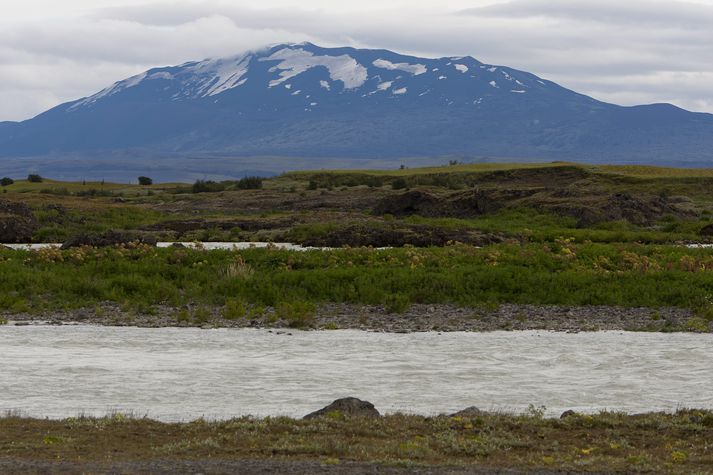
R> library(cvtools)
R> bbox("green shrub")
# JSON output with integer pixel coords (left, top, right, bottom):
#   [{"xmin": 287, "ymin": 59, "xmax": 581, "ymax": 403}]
[
  {"xmin": 27, "ymin": 174, "xmax": 43, "ymax": 183},
  {"xmin": 275, "ymin": 301, "xmax": 316, "ymax": 328},
  {"xmin": 391, "ymin": 178, "xmax": 408, "ymax": 190},
  {"xmin": 385, "ymin": 294, "xmax": 411, "ymax": 314},
  {"xmin": 0, "ymin": 177, "xmax": 13, "ymax": 186},
  {"xmin": 237, "ymin": 176, "xmax": 263, "ymax": 190},
  {"xmin": 224, "ymin": 298, "xmax": 247, "ymax": 320},
  {"xmin": 137, "ymin": 176, "xmax": 153, "ymax": 186},
  {"xmin": 192, "ymin": 180, "xmax": 222, "ymax": 193},
  {"xmin": 193, "ymin": 306, "xmax": 212, "ymax": 323}
]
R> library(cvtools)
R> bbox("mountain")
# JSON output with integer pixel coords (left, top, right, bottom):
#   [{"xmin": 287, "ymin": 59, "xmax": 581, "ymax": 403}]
[{"xmin": 1, "ymin": 42, "xmax": 712, "ymax": 180}]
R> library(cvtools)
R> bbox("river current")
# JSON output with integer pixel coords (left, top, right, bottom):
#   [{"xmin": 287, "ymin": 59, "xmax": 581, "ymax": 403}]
[{"xmin": 1, "ymin": 326, "xmax": 711, "ymax": 421}]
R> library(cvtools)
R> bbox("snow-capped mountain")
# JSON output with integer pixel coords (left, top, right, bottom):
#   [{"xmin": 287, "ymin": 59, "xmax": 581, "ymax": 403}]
[{"xmin": 1, "ymin": 42, "xmax": 712, "ymax": 174}]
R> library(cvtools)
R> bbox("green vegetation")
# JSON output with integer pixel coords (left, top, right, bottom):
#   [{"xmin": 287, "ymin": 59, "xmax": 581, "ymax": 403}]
[
  {"xmin": 2, "ymin": 162, "xmax": 713, "ymax": 317},
  {"xmin": 190, "ymin": 176, "xmax": 264, "ymax": 194},
  {"xmin": 31, "ymin": 204, "xmax": 172, "ymax": 243},
  {"xmin": 27, "ymin": 174, "xmax": 43, "ymax": 183},
  {"xmin": 0, "ymin": 177, "xmax": 13, "ymax": 187},
  {"xmin": 137, "ymin": 176, "xmax": 153, "ymax": 186},
  {"xmin": 2, "ymin": 410, "xmax": 713, "ymax": 472},
  {"xmin": 3, "ymin": 161, "xmax": 713, "ymax": 245},
  {"xmin": 2, "ymin": 243, "xmax": 713, "ymax": 314}
]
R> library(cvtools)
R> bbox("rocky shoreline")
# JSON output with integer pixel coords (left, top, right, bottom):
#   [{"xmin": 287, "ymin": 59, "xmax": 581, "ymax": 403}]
[{"xmin": 3, "ymin": 303, "xmax": 705, "ymax": 332}]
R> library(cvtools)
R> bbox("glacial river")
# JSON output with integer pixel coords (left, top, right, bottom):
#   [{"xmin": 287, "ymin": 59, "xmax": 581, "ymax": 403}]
[{"xmin": 1, "ymin": 326, "xmax": 712, "ymax": 421}]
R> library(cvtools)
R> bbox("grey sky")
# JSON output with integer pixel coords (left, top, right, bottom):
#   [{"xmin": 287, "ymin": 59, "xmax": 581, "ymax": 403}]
[{"xmin": 2, "ymin": 0, "xmax": 713, "ymax": 121}]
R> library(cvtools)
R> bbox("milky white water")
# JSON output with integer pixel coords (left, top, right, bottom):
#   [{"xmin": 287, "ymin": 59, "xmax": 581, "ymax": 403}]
[
  {"xmin": 1, "ymin": 326, "xmax": 712, "ymax": 421},
  {"xmin": 2, "ymin": 242, "xmax": 326, "ymax": 251}
]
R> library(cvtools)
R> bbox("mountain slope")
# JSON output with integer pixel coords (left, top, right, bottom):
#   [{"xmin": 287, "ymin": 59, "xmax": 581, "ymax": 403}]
[{"xmin": 1, "ymin": 42, "xmax": 712, "ymax": 167}]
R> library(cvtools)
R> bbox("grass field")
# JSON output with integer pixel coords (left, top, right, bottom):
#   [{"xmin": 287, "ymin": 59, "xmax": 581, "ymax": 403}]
[
  {"xmin": 2, "ymin": 243, "xmax": 713, "ymax": 321},
  {"xmin": 1, "ymin": 410, "xmax": 712, "ymax": 473}
]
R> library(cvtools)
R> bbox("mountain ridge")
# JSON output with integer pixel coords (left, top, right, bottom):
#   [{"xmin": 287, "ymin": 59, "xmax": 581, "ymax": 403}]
[{"xmin": 1, "ymin": 42, "xmax": 712, "ymax": 179}]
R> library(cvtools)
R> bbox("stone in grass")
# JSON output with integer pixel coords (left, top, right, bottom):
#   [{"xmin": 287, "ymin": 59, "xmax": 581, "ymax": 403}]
[
  {"xmin": 560, "ymin": 410, "xmax": 578, "ymax": 419},
  {"xmin": 303, "ymin": 397, "xmax": 380, "ymax": 419},
  {"xmin": 449, "ymin": 406, "xmax": 482, "ymax": 418}
]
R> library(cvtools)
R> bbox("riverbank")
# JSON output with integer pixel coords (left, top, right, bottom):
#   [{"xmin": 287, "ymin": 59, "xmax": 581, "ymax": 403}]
[
  {"xmin": 1, "ymin": 409, "xmax": 710, "ymax": 474},
  {"xmin": 3, "ymin": 302, "xmax": 702, "ymax": 332}
]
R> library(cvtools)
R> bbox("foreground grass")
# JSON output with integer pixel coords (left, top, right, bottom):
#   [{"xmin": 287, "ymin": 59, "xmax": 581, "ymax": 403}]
[
  {"xmin": 1, "ymin": 410, "xmax": 712, "ymax": 472},
  {"xmin": 2, "ymin": 243, "xmax": 713, "ymax": 317}
]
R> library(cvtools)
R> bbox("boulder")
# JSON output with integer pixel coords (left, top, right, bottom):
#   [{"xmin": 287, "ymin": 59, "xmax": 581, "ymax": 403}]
[
  {"xmin": 449, "ymin": 406, "xmax": 482, "ymax": 418},
  {"xmin": 61, "ymin": 230, "xmax": 158, "ymax": 249},
  {"xmin": 701, "ymin": 223, "xmax": 713, "ymax": 236},
  {"xmin": 0, "ymin": 200, "xmax": 38, "ymax": 243},
  {"xmin": 373, "ymin": 190, "xmax": 439, "ymax": 216},
  {"xmin": 303, "ymin": 397, "xmax": 380, "ymax": 419},
  {"xmin": 560, "ymin": 410, "xmax": 577, "ymax": 419}
]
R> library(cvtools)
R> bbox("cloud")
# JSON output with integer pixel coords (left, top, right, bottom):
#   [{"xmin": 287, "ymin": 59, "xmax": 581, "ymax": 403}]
[
  {"xmin": 463, "ymin": 0, "xmax": 713, "ymax": 28},
  {"xmin": 1, "ymin": 0, "xmax": 713, "ymax": 121}
]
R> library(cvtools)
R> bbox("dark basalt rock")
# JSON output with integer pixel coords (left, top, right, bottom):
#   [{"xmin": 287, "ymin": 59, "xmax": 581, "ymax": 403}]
[
  {"xmin": 700, "ymin": 223, "xmax": 713, "ymax": 236},
  {"xmin": 560, "ymin": 410, "xmax": 577, "ymax": 419},
  {"xmin": 449, "ymin": 406, "xmax": 483, "ymax": 418},
  {"xmin": 0, "ymin": 200, "xmax": 38, "ymax": 243},
  {"xmin": 61, "ymin": 230, "xmax": 158, "ymax": 249},
  {"xmin": 303, "ymin": 397, "xmax": 380, "ymax": 419},
  {"xmin": 298, "ymin": 222, "xmax": 505, "ymax": 248},
  {"xmin": 373, "ymin": 190, "xmax": 439, "ymax": 216}
]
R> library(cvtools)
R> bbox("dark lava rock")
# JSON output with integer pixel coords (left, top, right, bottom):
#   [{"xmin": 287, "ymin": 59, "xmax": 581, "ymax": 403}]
[
  {"xmin": 560, "ymin": 410, "xmax": 577, "ymax": 419},
  {"xmin": 559, "ymin": 193, "xmax": 698, "ymax": 227},
  {"xmin": 373, "ymin": 190, "xmax": 439, "ymax": 216},
  {"xmin": 701, "ymin": 223, "xmax": 713, "ymax": 236},
  {"xmin": 303, "ymin": 397, "xmax": 380, "ymax": 419},
  {"xmin": 449, "ymin": 406, "xmax": 483, "ymax": 418},
  {"xmin": 61, "ymin": 230, "xmax": 158, "ymax": 249},
  {"xmin": 143, "ymin": 218, "xmax": 296, "ymax": 236},
  {"xmin": 0, "ymin": 200, "xmax": 38, "ymax": 243},
  {"xmin": 299, "ymin": 222, "xmax": 504, "ymax": 247}
]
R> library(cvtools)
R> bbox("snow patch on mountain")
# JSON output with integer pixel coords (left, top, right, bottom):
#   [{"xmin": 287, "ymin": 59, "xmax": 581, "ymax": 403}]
[
  {"xmin": 148, "ymin": 72, "xmax": 173, "ymax": 80},
  {"xmin": 454, "ymin": 64, "xmax": 469, "ymax": 73},
  {"xmin": 261, "ymin": 48, "xmax": 368, "ymax": 89},
  {"xmin": 70, "ymin": 72, "xmax": 147, "ymax": 110},
  {"xmin": 373, "ymin": 59, "xmax": 427, "ymax": 76},
  {"xmin": 186, "ymin": 55, "xmax": 252, "ymax": 97}
]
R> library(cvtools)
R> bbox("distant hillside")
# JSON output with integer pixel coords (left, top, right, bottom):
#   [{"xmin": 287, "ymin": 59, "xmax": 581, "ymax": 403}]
[{"xmin": 1, "ymin": 42, "xmax": 712, "ymax": 181}]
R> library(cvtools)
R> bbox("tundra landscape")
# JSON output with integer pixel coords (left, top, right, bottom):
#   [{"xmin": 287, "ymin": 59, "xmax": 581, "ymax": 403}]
[{"xmin": 3, "ymin": 1, "xmax": 713, "ymax": 473}]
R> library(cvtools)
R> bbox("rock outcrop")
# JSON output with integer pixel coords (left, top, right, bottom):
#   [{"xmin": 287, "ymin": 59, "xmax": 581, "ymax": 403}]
[
  {"xmin": 303, "ymin": 398, "xmax": 380, "ymax": 419},
  {"xmin": 0, "ymin": 200, "xmax": 38, "ymax": 243}
]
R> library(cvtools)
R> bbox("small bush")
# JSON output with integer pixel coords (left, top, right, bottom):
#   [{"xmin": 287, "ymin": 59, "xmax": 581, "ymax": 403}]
[
  {"xmin": 391, "ymin": 178, "xmax": 408, "ymax": 190},
  {"xmin": 237, "ymin": 176, "xmax": 263, "ymax": 190},
  {"xmin": 275, "ymin": 301, "xmax": 316, "ymax": 328},
  {"xmin": 193, "ymin": 306, "xmax": 212, "ymax": 323},
  {"xmin": 224, "ymin": 298, "xmax": 247, "ymax": 320},
  {"xmin": 385, "ymin": 294, "xmax": 411, "ymax": 314},
  {"xmin": 137, "ymin": 176, "xmax": 153, "ymax": 186},
  {"xmin": 192, "ymin": 180, "xmax": 220, "ymax": 193},
  {"xmin": 27, "ymin": 174, "xmax": 43, "ymax": 183},
  {"xmin": 0, "ymin": 177, "xmax": 14, "ymax": 186}
]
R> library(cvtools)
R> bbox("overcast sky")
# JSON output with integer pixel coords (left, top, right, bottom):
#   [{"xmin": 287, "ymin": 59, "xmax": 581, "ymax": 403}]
[{"xmin": 3, "ymin": 0, "xmax": 713, "ymax": 121}]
